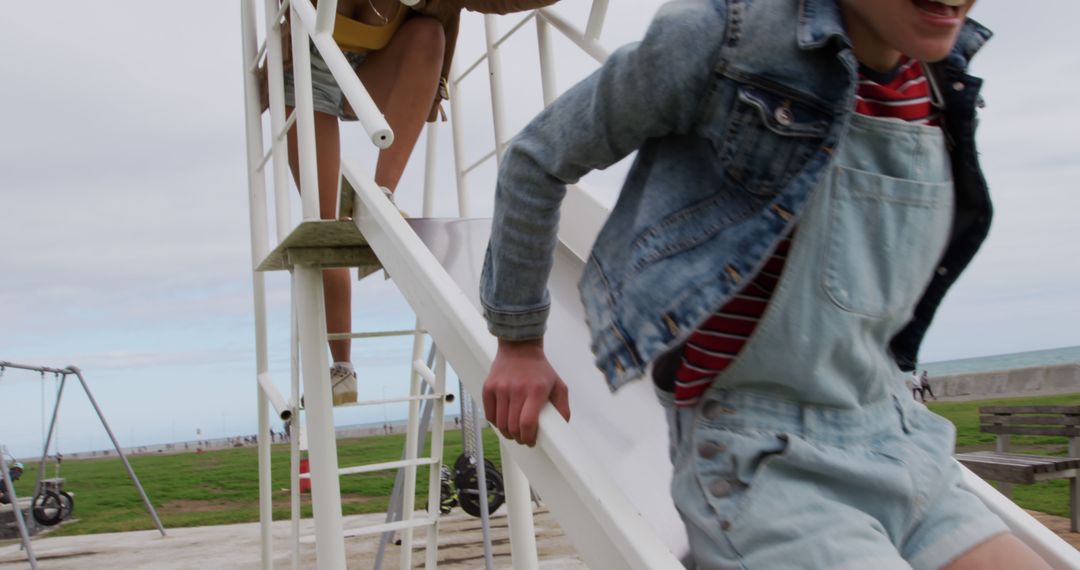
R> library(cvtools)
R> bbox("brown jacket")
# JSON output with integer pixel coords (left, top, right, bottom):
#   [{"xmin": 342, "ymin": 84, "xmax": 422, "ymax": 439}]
[{"xmin": 411, "ymin": 0, "xmax": 560, "ymax": 121}]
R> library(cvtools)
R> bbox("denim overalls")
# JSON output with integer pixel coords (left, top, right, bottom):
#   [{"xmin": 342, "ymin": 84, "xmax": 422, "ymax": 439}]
[{"xmin": 658, "ymin": 113, "xmax": 1007, "ymax": 569}]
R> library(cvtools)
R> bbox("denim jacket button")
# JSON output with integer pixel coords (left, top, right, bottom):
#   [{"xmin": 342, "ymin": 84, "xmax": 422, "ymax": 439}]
[{"xmin": 774, "ymin": 106, "xmax": 794, "ymax": 126}]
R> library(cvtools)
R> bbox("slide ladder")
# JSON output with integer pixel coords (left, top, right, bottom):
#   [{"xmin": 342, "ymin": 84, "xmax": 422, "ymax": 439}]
[{"xmin": 239, "ymin": 1, "xmax": 1080, "ymax": 569}]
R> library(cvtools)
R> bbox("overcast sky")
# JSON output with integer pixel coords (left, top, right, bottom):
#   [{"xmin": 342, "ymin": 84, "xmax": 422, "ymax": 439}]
[{"xmin": 1, "ymin": 1, "xmax": 1077, "ymax": 458}]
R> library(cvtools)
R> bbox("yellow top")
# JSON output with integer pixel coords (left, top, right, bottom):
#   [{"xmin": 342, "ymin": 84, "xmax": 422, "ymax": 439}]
[{"xmin": 333, "ymin": 6, "xmax": 409, "ymax": 54}]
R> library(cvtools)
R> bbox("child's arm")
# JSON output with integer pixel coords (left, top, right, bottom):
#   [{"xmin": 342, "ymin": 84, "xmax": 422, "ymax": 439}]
[{"xmin": 480, "ymin": 0, "xmax": 723, "ymax": 446}]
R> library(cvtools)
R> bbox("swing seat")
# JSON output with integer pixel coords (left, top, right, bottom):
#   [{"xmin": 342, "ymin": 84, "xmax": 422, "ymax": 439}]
[
  {"xmin": 40, "ymin": 477, "xmax": 65, "ymax": 492},
  {"xmin": 332, "ymin": 5, "xmax": 409, "ymax": 55}
]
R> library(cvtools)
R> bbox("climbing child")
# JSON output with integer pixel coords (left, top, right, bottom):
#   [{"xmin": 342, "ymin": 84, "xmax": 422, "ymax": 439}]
[
  {"xmin": 479, "ymin": 0, "xmax": 1051, "ymax": 567},
  {"xmin": 265, "ymin": 0, "xmax": 556, "ymax": 405}
]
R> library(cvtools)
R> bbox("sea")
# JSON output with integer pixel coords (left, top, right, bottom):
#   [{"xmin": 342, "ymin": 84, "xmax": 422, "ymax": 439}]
[{"xmin": 921, "ymin": 345, "xmax": 1080, "ymax": 376}]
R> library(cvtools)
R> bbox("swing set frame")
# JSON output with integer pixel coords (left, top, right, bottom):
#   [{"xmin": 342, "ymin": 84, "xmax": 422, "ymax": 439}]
[{"xmin": 0, "ymin": 360, "xmax": 166, "ymax": 570}]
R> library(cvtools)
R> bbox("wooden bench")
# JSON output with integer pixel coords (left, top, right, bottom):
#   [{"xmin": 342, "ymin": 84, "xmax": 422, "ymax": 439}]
[{"xmin": 956, "ymin": 405, "xmax": 1079, "ymax": 532}]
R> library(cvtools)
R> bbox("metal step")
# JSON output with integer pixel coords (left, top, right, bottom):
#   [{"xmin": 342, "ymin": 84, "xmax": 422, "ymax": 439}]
[{"xmin": 256, "ymin": 220, "xmax": 380, "ymax": 271}]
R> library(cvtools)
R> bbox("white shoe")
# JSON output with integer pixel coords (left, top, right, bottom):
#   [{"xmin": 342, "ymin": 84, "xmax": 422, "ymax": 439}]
[
  {"xmin": 381, "ymin": 186, "xmax": 409, "ymax": 218},
  {"xmin": 331, "ymin": 364, "xmax": 358, "ymax": 406}
]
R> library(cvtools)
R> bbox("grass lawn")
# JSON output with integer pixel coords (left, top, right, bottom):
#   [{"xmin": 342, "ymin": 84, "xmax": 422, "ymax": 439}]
[
  {"xmin": 11, "ymin": 427, "xmax": 502, "ymax": 537},
  {"xmin": 10, "ymin": 393, "xmax": 1077, "ymax": 537},
  {"xmin": 928, "ymin": 393, "xmax": 1079, "ymax": 519}
]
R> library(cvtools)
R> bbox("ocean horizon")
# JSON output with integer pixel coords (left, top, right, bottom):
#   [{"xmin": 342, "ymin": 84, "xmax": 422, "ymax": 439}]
[{"xmin": 922, "ymin": 345, "xmax": 1080, "ymax": 376}]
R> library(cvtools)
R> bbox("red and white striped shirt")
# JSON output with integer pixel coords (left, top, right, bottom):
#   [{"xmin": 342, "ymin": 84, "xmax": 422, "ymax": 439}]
[{"xmin": 671, "ymin": 57, "xmax": 938, "ymax": 407}]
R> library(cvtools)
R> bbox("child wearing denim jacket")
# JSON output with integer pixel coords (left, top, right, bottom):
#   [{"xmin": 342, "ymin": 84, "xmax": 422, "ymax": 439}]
[{"xmin": 479, "ymin": 0, "xmax": 1052, "ymax": 567}]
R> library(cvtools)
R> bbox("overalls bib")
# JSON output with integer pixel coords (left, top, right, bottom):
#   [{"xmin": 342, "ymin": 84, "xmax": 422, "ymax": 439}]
[{"xmin": 661, "ymin": 114, "xmax": 1007, "ymax": 569}]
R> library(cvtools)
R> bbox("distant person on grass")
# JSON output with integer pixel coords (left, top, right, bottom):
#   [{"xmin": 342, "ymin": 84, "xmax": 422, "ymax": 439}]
[
  {"xmin": 479, "ymin": 0, "xmax": 1050, "ymax": 567},
  {"xmin": 263, "ymin": 0, "xmax": 558, "ymax": 407},
  {"xmin": 921, "ymin": 370, "xmax": 938, "ymax": 400},
  {"xmin": 909, "ymin": 370, "xmax": 924, "ymax": 401}
]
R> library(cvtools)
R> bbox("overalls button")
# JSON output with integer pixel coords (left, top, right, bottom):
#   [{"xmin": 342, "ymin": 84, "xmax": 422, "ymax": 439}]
[
  {"xmin": 952, "ymin": 81, "xmax": 965, "ymax": 92},
  {"xmin": 698, "ymin": 441, "xmax": 728, "ymax": 459},
  {"xmin": 710, "ymin": 480, "xmax": 735, "ymax": 498},
  {"xmin": 774, "ymin": 107, "xmax": 794, "ymax": 126}
]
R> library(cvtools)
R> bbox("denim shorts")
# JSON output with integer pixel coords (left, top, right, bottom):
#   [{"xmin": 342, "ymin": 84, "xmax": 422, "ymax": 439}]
[
  {"xmin": 283, "ymin": 46, "xmax": 369, "ymax": 120},
  {"xmin": 657, "ymin": 386, "xmax": 1008, "ymax": 569}
]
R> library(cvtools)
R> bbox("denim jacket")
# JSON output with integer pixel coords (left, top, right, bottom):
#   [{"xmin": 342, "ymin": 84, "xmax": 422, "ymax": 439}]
[{"xmin": 480, "ymin": 0, "xmax": 993, "ymax": 390}]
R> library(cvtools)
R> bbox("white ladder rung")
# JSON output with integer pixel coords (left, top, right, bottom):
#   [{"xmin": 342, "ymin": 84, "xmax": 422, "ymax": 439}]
[
  {"xmin": 298, "ymin": 457, "xmax": 439, "ymax": 479},
  {"xmin": 277, "ymin": 109, "xmax": 297, "ymax": 142},
  {"xmin": 300, "ymin": 516, "xmax": 437, "ymax": 544},
  {"xmin": 339, "ymin": 457, "xmax": 438, "ymax": 476},
  {"xmin": 250, "ymin": 40, "xmax": 267, "ymax": 73},
  {"xmin": 355, "ymin": 394, "xmax": 447, "ymax": 407},
  {"xmin": 327, "ymin": 329, "xmax": 425, "ymax": 340},
  {"xmin": 301, "ymin": 393, "xmax": 446, "ymax": 411}
]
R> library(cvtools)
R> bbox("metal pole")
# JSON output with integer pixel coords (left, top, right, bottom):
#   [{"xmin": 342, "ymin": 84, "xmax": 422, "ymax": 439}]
[
  {"xmin": 483, "ymin": 15, "xmax": 509, "ymax": 164},
  {"xmin": 262, "ymin": 0, "xmax": 294, "ymax": 241},
  {"xmin": 295, "ymin": 265, "xmax": 347, "ymax": 569},
  {"xmin": 424, "ymin": 352, "xmax": 448, "ymax": 569},
  {"xmin": 1071, "ymin": 436, "xmax": 1079, "ymax": 532},
  {"xmin": 422, "ymin": 124, "xmax": 439, "ymax": 218},
  {"xmin": 314, "ymin": 0, "xmax": 338, "ymax": 35},
  {"xmin": 447, "ymin": 67, "xmax": 470, "ymax": 218},
  {"xmin": 240, "ymin": 3, "xmax": 276, "ymax": 566},
  {"xmin": 471, "ymin": 397, "xmax": 496, "ymax": 570},
  {"xmin": 0, "ymin": 362, "xmax": 68, "ymax": 375},
  {"xmin": 502, "ymin": 450, "xmax": 539, "ymax": 570},
  {"xmin": 399, "ymin": 318, "xmax": 426, "ymax": 570},
  {"xmin": 289, "ymin": 4, "xmax": 321, "ymax": 220},
  {"xmin": 256, "ymin": 380, "xmax": 273, "ymax": 570},
  {"xmin": 1, "ymin": 447, "xmax": 38, "ymax": 570},
  {"xmin": 584, "ymin": 0, "xmax": 609, "ymax": 41},
  {"xmin": 70, "ymin": 368, "xmax": 166, "ymax": 536},
  {"xmin": 535, "ymin": 16, "xmax": 557, "ymax": 106},
  {"xmin": 290, "ymin": 285, "xmax": 301, "ymax": 570}
]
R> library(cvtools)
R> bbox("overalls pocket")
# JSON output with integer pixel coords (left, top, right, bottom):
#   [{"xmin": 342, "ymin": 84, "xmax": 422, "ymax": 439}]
[{"xmin": 821, "ymin": 166, "xmax": 953, "ymax": 319}]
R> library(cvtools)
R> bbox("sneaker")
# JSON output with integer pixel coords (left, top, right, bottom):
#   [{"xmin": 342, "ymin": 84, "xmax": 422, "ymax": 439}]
[
  {"xmin": 330, "ymin": 364, "xmax": 358, "ymax": 406},
  {"xmin": 381, "ymin": 186, "xmax": 410, "ymax": 218}
]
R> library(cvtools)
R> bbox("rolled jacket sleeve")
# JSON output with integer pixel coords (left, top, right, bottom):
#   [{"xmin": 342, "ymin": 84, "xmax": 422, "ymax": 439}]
[{"xmin": 480, "ymin": 0, "xmax": 723, "ymax": 340}]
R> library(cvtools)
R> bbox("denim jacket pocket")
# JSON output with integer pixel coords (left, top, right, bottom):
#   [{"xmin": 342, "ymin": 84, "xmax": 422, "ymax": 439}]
[{"xmin": 709, "ymin": 85, "xmax": 830, "ymax": 197}]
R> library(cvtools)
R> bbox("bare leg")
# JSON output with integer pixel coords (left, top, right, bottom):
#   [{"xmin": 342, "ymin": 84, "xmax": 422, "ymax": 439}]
[
  {"xmin": 282, "ymin": 16, "xmax": 444, "ymax": 362},
  {"xmin": 286, "ymin": 109, "xmax": 351, "ymax": 363},
  {"xmin": 943, "ymin": 533, "xmax": 1050, "ymax": 570},
  {"xmin": 355, "ymin": 16, "xmax": 446, "ymax": 192}
]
